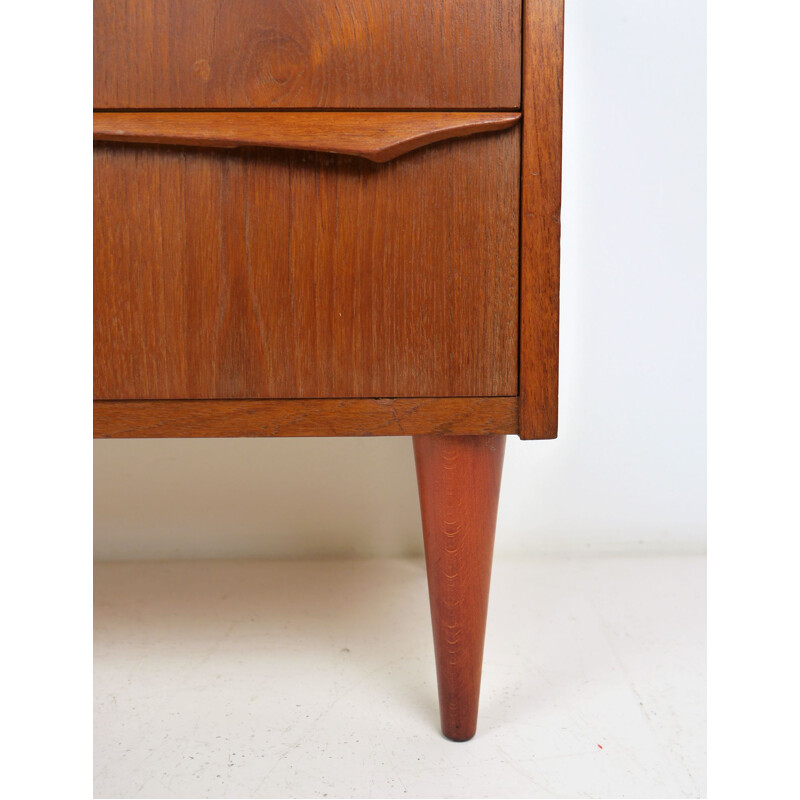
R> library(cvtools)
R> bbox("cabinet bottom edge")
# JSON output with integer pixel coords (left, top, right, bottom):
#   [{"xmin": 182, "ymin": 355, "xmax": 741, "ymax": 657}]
[{"xmin": 93, "ymin": 397, "xmax": 520, "ymax": 438}]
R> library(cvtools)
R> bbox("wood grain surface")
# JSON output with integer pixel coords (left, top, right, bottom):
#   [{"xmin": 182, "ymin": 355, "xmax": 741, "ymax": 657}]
[
  {"xmin": 519, "ymin": 0, "xmax": 564, "ymax": 439},
  {"xmin": 94, "ymin": 398, "xmax": 519, "ymax": 438},
  {"xmin": 414, "ymin": 434, "xmax": 505, "ymax": 740},
  {"xmin": 94, "ymin": 127, "xmax": 520, "ymax": 400},
  {"xmin": 94, "ymin": 111, "xmax": 521, "ymax": 162},
  {"xmin": 94, "ymin": 0, "xmax": 521, "ymax": 109}
]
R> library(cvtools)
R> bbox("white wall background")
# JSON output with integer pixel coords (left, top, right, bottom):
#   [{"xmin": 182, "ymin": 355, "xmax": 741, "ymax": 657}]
[{"xmin": 94, "ymin": 0, "xmax": 706, "ymax": 561}]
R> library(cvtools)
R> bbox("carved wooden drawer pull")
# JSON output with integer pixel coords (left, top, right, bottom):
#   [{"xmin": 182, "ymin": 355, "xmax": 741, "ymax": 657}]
[{"xmin": 93, "ymin": 111, "xmax": 521, "ymax": 162}]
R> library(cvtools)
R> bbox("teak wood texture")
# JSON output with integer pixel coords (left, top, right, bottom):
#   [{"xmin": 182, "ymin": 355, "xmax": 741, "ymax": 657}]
[
  {"xmin": 414, "ymin": 434, "xmax": 505, "ymax": 740},
  {"xmin": 94, "ymin": 398, "xmax": 519, "ymax": 438},
  {"xmin": 519, "ymin": 0, "xmax": 564, "ymax": 439},
  {"xmin": 94, "ymin": 0, "xmax": 522, "ymax": 109},
  {"xmin": 94, "ymin": 111, "xmax": 521, "ymax": 162},
  {"xmin": 92, "ymin": 0, "xmax": 566, "ymax": 743},
  {"xmin": 94, "ymin": 128, "xmax": 520, "ymax": 400}
]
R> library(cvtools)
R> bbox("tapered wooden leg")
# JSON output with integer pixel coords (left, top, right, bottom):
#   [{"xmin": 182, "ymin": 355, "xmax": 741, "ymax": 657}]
[{"xmin": 413, "ymin": 434, "xmax": 505, "ymax": 741}]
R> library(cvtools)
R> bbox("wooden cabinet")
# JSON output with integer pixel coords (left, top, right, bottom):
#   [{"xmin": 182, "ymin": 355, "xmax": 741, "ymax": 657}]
[{"xmin": 93, "ymin": 0, "xmax": 564, "ymax": 741}]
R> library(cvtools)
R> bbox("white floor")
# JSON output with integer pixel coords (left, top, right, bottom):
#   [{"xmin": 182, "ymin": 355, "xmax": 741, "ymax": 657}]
[{"xmin": 94, "ymin": 555, "xmax": 706, "ymax": 799}]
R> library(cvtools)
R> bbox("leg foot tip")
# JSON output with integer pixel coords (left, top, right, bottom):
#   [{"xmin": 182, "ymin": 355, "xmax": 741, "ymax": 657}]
[{"xmin": 442, "ymin": 725, "xmax": 477, "ymax": 742}]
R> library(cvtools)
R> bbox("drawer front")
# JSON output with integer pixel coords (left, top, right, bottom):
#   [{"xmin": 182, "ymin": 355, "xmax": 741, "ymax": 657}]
[
  {"xmin": 94, "ymin": 0, "xmax": 521, "ymax": 109},
  {"xmin": 93, "ymin": 129, "xmax": 520, "ymax": 400}
]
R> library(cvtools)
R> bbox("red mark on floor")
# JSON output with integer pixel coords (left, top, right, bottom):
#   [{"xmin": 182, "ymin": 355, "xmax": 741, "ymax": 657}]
[{"xmin": 597, "ymin": 744, "xmax": 603, "ymax": 749}]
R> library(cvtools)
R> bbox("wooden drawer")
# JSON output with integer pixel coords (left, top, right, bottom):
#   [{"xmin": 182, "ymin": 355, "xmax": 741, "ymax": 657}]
[
  {"xmin": 93, "ymin": 120, "xmax": 520, "ymax": 400},
  {"xmin": 93, "ymin": 0, "xmax": 522, "ymax": 110}
]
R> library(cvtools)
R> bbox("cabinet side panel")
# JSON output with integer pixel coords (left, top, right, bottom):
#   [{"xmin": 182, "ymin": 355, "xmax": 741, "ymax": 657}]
[{"xmin": 519, "ymin": 0, "xmax": 564, "ymax": 439}]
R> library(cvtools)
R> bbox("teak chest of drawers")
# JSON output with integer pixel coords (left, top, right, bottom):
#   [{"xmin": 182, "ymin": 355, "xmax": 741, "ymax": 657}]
[{"xmin": 93, "ymin": 0, "xmax": 564, "ymax": 741}]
